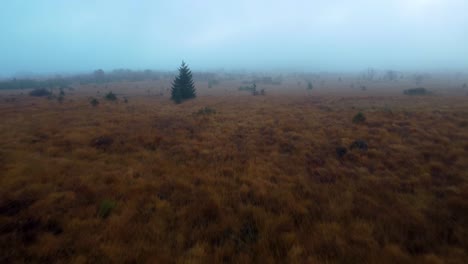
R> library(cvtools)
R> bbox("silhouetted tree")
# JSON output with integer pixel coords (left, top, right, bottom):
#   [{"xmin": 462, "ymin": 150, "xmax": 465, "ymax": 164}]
[
  {"xmin": 384, "ymin": 70, "xmax": 398, "ymax": 81},
  {"xmin": 362, "ymin": 68, "xmax": 376, "ymax": 81},
  {"xmin": 413, "ymin": 74, "xmax": 424, "ymax": 85},
  {"xmin": 171, "ymin": 61, "xmax": 196, "ymax": 103},
  {"xmin": 93, "ymin": 69, "xmax": 106, "ymax": 83}
]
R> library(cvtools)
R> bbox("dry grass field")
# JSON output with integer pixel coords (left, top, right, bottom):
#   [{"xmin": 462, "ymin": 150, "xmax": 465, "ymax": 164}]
[{"xmin": 1, "ymin": 79, "xmax": 468, "ymax": 263}]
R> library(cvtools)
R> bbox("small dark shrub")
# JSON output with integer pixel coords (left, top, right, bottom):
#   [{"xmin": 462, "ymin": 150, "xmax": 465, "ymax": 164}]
[
  {"xmin": 307, "ymin": 81, "xmax": 313, "ymax": 90},
  {"xmin": 279, "ymin": 142, "xmax": 295, "ymax": 154},
  {"xmin": 403, "ymin": 87, "xmax": 429, "ymax": 95},
  {"xmin": 90, "ymin": 136, "xmax": 114, "ymax": 149},
  {"xmin": 98, "ymin": 200, "xmax": 116, "ymax": 219},
  {"xmin": 463, "ymin": 83, "xmax": 467, "ymax": 89},
  {"xmin": 361, "ymin": 86, "xmax": 367, "ymax": 91},
  {"xmin": 19, "ymin": 217, "xmax": 42, "ymax": 244},
  {"xmin": 251, "ymin": 83, "xmax": 257, "ymax": 95},
  {"xmin": 353, "ymin": 112, "xmax": 366, "ymax": 124},
  {"xmin": 4, "ymin": 97, "xmax": 17, "ymax": 102},
  {"xmin": 239, "ymin": 83, "xmax": 257, "ymax": 94},
  {"xmin": 123, "ymin": 97, "xmax": 128, "ymax": 103},
  {"xmin": 239, "ymin": 217, "xmax": 259, "ymax": 244},
  {"xmin": 29, "ymin": 88, "xmax": 51, "ymax": 97},
  {"xmin": 90, "ymin": 98, "xmax": 99, "ymax": 107},
  {"xmin": 336, "ymin": 147, "xmax": 347, "ymax": 158},
  {"xmin": 104, "ymin": 91, "xmax": 117, "ymax": 101},
  {"xmin": 350, "ymin": 140, "xmax": 368, "ymax": 151},
  {"xmin": 0, "ymin": 198, "xmax": 35, "ymax": 216},
  {"xmin": 44, "ymin": 219, "xmax": 63, "ymax": 235}
]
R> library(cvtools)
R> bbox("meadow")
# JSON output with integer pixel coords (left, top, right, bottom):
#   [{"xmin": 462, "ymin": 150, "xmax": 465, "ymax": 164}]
[{"xmin": 1, "ymin": 76, "xmax": 468, "ymax": 263}]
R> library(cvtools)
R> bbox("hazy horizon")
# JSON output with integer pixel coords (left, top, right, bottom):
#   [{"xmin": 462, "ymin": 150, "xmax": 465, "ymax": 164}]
[{"xmin": 1, "ymin": 0, "xmax": 468, "ymax": 77}]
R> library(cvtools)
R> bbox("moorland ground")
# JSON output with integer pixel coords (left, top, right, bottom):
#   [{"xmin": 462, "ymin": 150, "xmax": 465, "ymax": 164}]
[{"xmin": 1, "ymin": 78, "xmax": 468, "ymax": 263}]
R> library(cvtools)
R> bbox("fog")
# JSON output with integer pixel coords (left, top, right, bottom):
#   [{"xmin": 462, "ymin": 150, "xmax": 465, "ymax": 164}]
[{"xmin": 1, "ymin": 0, "xmax": 467, "ymax": 76}]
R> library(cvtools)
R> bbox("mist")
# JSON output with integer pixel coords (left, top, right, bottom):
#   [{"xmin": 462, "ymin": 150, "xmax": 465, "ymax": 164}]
[{"xmin": 1, "ymin": 0, "xmax": 467, "ymax": 76}]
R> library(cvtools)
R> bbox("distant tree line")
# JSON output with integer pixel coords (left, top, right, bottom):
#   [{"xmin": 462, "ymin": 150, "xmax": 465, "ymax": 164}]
[
  {"xmin": 0, "ymin": 69, "xmax": 176, "ymax": 90},
  {"xmin": 74, "ymin": 69, "xmax": 175, "ymax": 85},
  {"xmin": 0, "ymin": 69, "xmax": 290, "ymax": 91},
  {"xmin": 0, "ymin": 78, "xmax": 70, "ymax": 90},
  {"xmin": 84, "ymin": 69, "xmax": 165, "ymax": 84}
]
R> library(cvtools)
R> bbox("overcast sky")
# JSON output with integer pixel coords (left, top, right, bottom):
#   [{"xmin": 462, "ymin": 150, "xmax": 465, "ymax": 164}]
[{"xmin": 1, "ymin": 0, "xmax": 467, "ymax": 76}]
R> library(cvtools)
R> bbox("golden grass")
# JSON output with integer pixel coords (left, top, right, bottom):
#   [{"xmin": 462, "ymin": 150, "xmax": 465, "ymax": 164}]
[{"xmin": 0, "ymin": 85, "xmax": 468, "ymax": 263}]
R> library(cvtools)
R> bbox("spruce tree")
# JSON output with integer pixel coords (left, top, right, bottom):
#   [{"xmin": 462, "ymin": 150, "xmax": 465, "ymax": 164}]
[{"xmin": 171, "ymin": 61, "xmax": 196, "ymax": 103}]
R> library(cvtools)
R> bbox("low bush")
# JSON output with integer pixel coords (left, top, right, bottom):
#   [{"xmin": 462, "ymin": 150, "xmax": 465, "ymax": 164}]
[
  {"xmin": 4, "ymin": 97, "xmax": 17, "ymax": 103},
  {"xmin": 353, "ymin": 112, "xmax": 366, "ymax": 124},
  {"xmin": 350, "ymin": 140, "xmax": 368, "ymax": 151},
  {"xmin": 336, "ymin": 146, "xmax": 347, "ymax": 158},
  {"xmin": 29, "ymin": 88, "xmax": 51, "ymax": 97},
  {"xmin": 104, "ymin": 91, "xmax": 117, "ymax": 101},
  {"xmin": 90, "ymin": 135, "xmax": 114, "ymax": 149},
  {"xmin": 90, "ymin": 98, "xmax": 99, "ymax": 106},
  {"xmin": 239, "ymin": 83, "xmax": 256, "ymax": 93},
  {"xmin": 98, "ymin": 200, "xmax": 116, "ymax": 219},
  {"xmin": 403, "ymin": 87, "xmax": 429, "ymax": 95}
]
